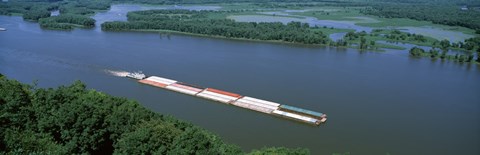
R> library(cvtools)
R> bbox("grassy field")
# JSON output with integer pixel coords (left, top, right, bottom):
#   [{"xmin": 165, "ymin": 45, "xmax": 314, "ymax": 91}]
[
  {"xmin": 312, "ymin": 27, "xmax": 353, "ymax": 35},
  {"xmin": 202, "ymin": 6, "xmax": 462, "ymax": 50},
  {"xmin": 375, "ymin": 43, "xmax": 407, "ymax": 50},
  {"xmin": 218, "ymin": 3, "xmax": 262, "ymax": 10},
  {"xmin": 292, "ymin": 7, "xmax": 366, "ymax": 21},
  {"xmin": 357, "ymin": 18, "xmax": 477, "ymax": 36},
  {"xmin": 269, "ymin": 6, "xmax": 478, "ymax": 43}
]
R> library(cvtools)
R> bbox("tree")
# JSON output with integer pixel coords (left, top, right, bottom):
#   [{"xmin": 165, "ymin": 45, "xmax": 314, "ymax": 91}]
[
  {"xmin": 0, "ymin": 76, "xmax": 306, "ymax": 154},
  {"xmin": 359, "ymin": 37, "xmax": 367, "ymax": 49},
  {"xmin": 409, "ymin": 47, "xmax": 425, "ymax": 57},
  {"xmin": 429, "ymin": 49, "xmax": 439, "ymax": 58},
  {"xmin": 458, "ymin": 55, "xmax": 466, "ymax": 62},
  {"xmin": 114, "ymin": 120, "xmax": 182, "ymax": 154},
  {"xmin": 440, "ymin": 51, "xmax": 447, "ymax": 59},
  {"xmin": 169, "ymin": 127, "xmax": 242, "ymax": 155},
  {"xmin": 102, "ymin": 10, "xmax": 329, "ymax": 45},
  {"xmin": 439, "ymin": 39, "xmax": 450, "ymax": 50},
  {"xmin": 3, "ymin": 129, "xmax": 67, "ymax": 154}
]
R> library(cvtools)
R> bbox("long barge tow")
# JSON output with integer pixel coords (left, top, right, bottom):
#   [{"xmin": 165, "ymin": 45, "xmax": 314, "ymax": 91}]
[{"xmin": 126, "ymin": 72, "xmax": 327, "ymax": 125}]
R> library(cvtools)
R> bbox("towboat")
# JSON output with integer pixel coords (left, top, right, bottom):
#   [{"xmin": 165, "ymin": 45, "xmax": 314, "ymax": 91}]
[{"xmin": 126, "ymin": 71, "xmax": 146, "ymax": 80}]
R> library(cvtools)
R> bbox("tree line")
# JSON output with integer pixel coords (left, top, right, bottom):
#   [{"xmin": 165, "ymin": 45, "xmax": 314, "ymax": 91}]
[
  {"xmin": 0, "ymin": 1, "xmax": 57, "ymax": 21},
  {"xmin": 39, "ymin": 14, "xmax": 96, "ymax": 30},
  {"xmin": 341, "ymin": 29, "xmax": 480, "ymax": 52},
  {"xmin": 409, "ymin": 47, "xmax": 479, "ymax": 64},
  {"xmin": 102, "ymin": 10, "xmax": 330, "ymax": 45},
  {"xmin": 361, "ymin": 4, "xmax": 480, "ymax": 31},
  {"xmin": 0, "ymin": 0, "xmax": 108, "ymax": 30},
  {"xmin": 0, "ymin": 75, "xmax": 310, "ymax": 154}
]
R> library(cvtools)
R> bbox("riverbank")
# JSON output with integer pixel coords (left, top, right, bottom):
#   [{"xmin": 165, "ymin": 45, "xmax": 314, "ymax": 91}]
[
  {"xmin": 2, "ymin": 14, "xmax": 479, "ymax": 154},
  {"xmin": 2, "ymin": 1, "xmax": 478, "ymax": 53},
  {"xmin": 106, "ymin": 28, "xmax": 397, "ymax": 52},
  {"xmin": 0, "ymin": 75, "xmax": 310, "ymax": 154}
]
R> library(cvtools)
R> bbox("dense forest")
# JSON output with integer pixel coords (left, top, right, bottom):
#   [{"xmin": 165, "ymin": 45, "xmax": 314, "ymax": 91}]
[
  {"xmin": 39, "ymin": 14, "xmax": 95, "ymax": 30},
  {"xmin": 0, "ymin": 74, "xmax": 309, "ymax": 154},
  {"xmin": 0, "ymin": 0, "xmax": 108, "ymax": 30},
  {"xmin": 102, "ymin": 10, "xmax": 330, "ymax": 45}
]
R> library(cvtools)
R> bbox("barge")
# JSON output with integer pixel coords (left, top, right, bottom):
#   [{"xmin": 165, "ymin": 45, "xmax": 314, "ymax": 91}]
[{"xmin": 131, "ymin": 72, "xmax": 327, "ymax": 125}]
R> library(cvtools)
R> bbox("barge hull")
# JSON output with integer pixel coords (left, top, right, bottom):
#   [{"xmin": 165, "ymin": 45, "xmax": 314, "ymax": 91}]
[{"xmin": 135, "ymin": 75, "xmax": 327, "ymax": 125}]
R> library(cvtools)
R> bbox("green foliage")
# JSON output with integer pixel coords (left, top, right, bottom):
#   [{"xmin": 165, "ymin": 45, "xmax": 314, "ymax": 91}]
[
  {"xmin": 39, "ymin": 14, "xmax": 95, "ymax": 30},
  {"xmin": 383, "ymin": 30, "xmax": 429, "ymax": 43},
  {"xmin": 0, "ymin": 76, "xmax": 307, "ymax": 154},
  {"xmin": 359, "ymin": 37, "xmax": 368, "ymax": 49},
  {"xmin": 429, "ymin": 49, "xmax": 439, "ymax": 58},
  {"xmin": 102, "ymin": 10, "xmax": 329, "ymax": 45},
  {"xmin": 409, "ymin": 47, "xmax": 425, "ymax": 57},
  {"xmin": 0, "ymin": 1, "xmax": 58, "ymax": 17},
  {"xmin": 334, "ymin": 39, "xmax": 348, "ymax": 47},
  {"xmin": 343, "ymin": 31, "xmax": 381, "ymax": 50},
  {"xmin": 409, "ymin": 47, "xmax": 479, "ymax": 63},
  {"xmin": 464, "ymin": 37, "xmax": 480, "ymax": 51},
  {"xmin": 168, "ymin": 127, "xmax": 243, "ymax": 155},
  {"xmin": 439, "ymin": 39, "xmax": 451, "ymax": 50},
  {"xmin": 0, "ymin": 0, "xmax": 107, "ymax": 29},
  {"xmin": 3, "ymin": 128, "xmax": 67, "ymax": 154},
  {"xmin": 58, "ymin": 0, "xmax": 109, "ymax": 15},
  {"xmin": 23, "ymin": 9, "xmax": 51, "ymax": 21},
  {"xmin": 114, "ymin": 119, "xmax": 182, "ymax": 154},
  {"xmin": 361, "ymin": 4, "xmax": 480, "ymax": 30},
  {"xmin": 248, "ymin": 147, "xmax": 310, "ymax": 155},
  {"xmin": 0, "ymin": 1, "xmax": 57, "ymax": 21}
]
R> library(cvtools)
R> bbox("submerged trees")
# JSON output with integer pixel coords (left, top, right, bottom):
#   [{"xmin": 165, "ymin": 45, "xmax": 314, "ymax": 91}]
[
  {"xmin": 409, "ymin": 47, "xmax": 478, "ymax": 63},
  {"xmin": 409, "ymin": 47, "xmax": 426, "ymax": 57}
]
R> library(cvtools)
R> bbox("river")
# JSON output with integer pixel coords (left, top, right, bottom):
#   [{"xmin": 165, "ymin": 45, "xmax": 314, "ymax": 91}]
[{"xmin": 0, "ymin": 5, "xmax": 479, "ymax": 155}]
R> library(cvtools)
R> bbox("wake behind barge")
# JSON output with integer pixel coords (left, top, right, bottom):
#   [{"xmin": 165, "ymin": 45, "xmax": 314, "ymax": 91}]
[{"xmin": 127, "ymin": 72, "xmax": 327, "ymax": 125}]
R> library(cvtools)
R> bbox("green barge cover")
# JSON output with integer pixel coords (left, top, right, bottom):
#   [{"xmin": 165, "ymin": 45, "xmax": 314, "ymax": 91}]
[{"xmin": 280, "ymin": 105, "xmax": 324, "ymax": 117}]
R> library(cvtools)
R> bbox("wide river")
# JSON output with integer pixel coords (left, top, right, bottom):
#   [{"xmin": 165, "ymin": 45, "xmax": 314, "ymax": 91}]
[{"xmin": 1, "ymin": 5, "xmax": 479, "ymax": 155}]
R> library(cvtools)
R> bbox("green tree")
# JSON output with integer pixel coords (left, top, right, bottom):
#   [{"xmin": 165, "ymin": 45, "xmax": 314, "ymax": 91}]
[
  {"xmin": 440, "ymin": 51, "xmax": 447, "ymax": 60},
  {"xmin": 359, "ymin": 37, "xmax": 367, "ymax": 49},
  {"xmin": 114, "ymin": 119, "xmax": 182, "ymax": 154},
  {"xmin": 3, "ymin": 128, "xmax": 67, "ymax": 154},
  {"xmin": 439, "ymin": 39, "xmax": 450, "ymax": 50},
  {"xmin": 0, "ymin": 76, "xmax": 306, "ymax": 154},
  {"xmin": 169, "ymin": 127, "xmax": 242, "ymax": 155},
  {"xmin": 409, "ymin": 47, "xmax": 425, "ymax": 57},
  {"xmin": 429, "ymin": 49, "xmax": 439, "ymax": 58}
]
